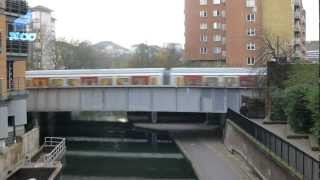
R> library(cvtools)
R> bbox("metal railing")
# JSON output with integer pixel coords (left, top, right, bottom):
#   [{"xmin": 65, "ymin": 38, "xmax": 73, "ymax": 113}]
[
  {"xmin": 42, "ymin": 137, "xmax": 66, "ymax": 164},
  {"xmin": 8, "ymin": 77, "xmax": 26, "ymax": 95},
  {"xmin": 227, "ymin": 109, "xmax": 319, "ymax": 180},
  {"xmin": 7, "ymin": 40, "xmax": 29, "ymax": 54},
  {"xmin": 5, "ymin": 0, "xmax": 28, "ymax": 15}
]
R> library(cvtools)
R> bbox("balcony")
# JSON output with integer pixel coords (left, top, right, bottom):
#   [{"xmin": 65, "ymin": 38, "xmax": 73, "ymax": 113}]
[
  {"xmin": 294, "ymin": 23, "xmax": 301, "ymax": 32},
  {"xmin": 7, "ymin": 40, "xmax": 29, "ymax": 56},
  {"xmin": 294, "ymin": 38, "xmax": 301, "ymax": 45},
  {"xmin": 293, "ymin": 0, "xmax": 301, "ymax": 7},
  {"xmin": 8, "ymin": 77, "xmax": 27, "ymax": 97},
  {"xmin": 294, "ymin": 11, "xmax": 301, "ymax": 19},
  {"xmin": 5, "ymin": 0, "xmax": 28, "ymax": 16}
]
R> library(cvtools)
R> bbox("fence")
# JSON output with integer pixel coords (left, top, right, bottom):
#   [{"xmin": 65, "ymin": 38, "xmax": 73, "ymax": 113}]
[
  {"xmin": 42, "ymin": 137, "xmax": 66, "ymax": 164},
  {"xmin": 227, "ymin": 109, "xmax": 319, "ymax": 180}
]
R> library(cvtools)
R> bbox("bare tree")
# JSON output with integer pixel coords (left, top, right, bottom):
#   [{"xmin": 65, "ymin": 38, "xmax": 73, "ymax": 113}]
[{"xmin": 253, "ymin": 33, "xmax": 295, "ymax": 120}]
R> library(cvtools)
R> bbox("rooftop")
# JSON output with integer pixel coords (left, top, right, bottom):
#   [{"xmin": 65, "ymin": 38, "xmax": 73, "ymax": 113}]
[{"xmin": 31, "ymin": 5, "xmax": 53, "ymax": 13}]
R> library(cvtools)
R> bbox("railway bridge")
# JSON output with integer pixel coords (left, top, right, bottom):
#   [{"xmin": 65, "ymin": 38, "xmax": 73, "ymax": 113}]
[
  {"xmin": 26, "ymin": 68, "xmax": 265, "ymax": 113},
  {"xmin": 27, "ymin": 86, "xmax": 262, "ymax": 113}
]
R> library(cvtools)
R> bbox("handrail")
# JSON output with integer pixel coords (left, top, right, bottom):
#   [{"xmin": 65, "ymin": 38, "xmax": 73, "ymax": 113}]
[
  {"xmin": 42, "ymin": 137, "xmax": 66, "ymax": 164},
  {"xmin": 227, "ymin": 109, "xmax": 319, "ymax": 180}
]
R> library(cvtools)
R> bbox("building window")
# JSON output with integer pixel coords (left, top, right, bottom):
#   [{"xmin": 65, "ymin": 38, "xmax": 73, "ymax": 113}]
[
  {"xmin": 213, "ymin": 10, "xmax": 220, "ymax": 17},
  {"xmin": 7, "ymin": 61, "xmax": 14, "ymax": 90},
  {"xmin": 200, "ymin": 23, "xmax": 208, "ymax": 30},
  {"xmin": 200, "ymin": 11, "xmax": 208, "ymax": 17},
  {"xmin": 8, "ymin": 116, "xmax": 15, "ymax": 127},
  {"xmin": 247, "ymin": 57, "xmax": 255, "ymax": 65},
  {"xmin": 247, "ymin": 43, "xmax": 256, "ymax": 50},
  {"xmin": 247, "ymin": 28, "xmax": 256, "ymax": 36},
  {"xmin": 200, "ymin": 0, "xmax": 208, "ymax": 5},
  {"xmin": 247, "ymin": 13, "xmax": 256, "ymax": 21},
  {"xmin": 214, "ymin": 10, "xmax": 226, "ymax": 17},
  {"xmin": 200, "ymin": 47, "xmax": 208, "ymax": 54},
  {"xmin": 246, "ymin": 0, "xmax": 255, "ymax": 7},
  {"xmin": 200, "ymin": 35, "xmax": 208, "ymax": 42},
  {"xmin": 213, "ymin": 47, "xmax": 222, "ymax": 54},
  {"xmin": 213, "ymin": 0, "xmax": 221, "ymax": 5},
  {"xmin": 213, "ymin": 35, "xmax": 222, "ymax": 42},
  {"xmin": 213, "ymin": 22, "xmax": 221, "ymax": 29}
]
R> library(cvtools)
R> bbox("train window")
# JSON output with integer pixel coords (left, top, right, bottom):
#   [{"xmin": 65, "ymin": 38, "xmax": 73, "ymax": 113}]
[
  {"xmin": 176, "ymin": 77, "xmax": 184, "ymax": 86},
  {"xmin": 132, "ymin": 76, "xmax": 149, "ymax": 85},
  {"xmin": 240, "ymin": 76, "xmax": 257, "ymax": 87},
  {"xmin": 150, "ymin": 77, "xmax": 160, "ymax": 85},
  {"xmin": 100, "ymin": 78, "xmax": 113, "ymax": 86},
  {"xmin": 81, "ymin": 77, "xmax": 98, "ymax": 86},
  {"xmin": 32, "ymin": 78, "xmax": 48, "ymax": 87},
  {"xmin": 205, "ymin": 77, "xmax": 219, "ymax": 87},
  {"xmin": 116, "ymin": 78, "xmax": 129, "ymax": 86},
  {"xmin": 67, "ymin": 79, "xmax": 80, "ymax": 87},
  {"xmin": 50, "ymin": 79, "xmax": 65, "ymax": 87},
  {"xmin": 184, "ymin": 76, "xmax": 203, "ymax": 86},
  {"xmin": 225, "ymin": 77, "xmax": 240, "ymax": 87}
]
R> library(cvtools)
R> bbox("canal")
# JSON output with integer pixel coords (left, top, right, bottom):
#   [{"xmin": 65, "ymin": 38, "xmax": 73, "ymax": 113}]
[{"xmin": 36, "ymin": 112, "xmax": 198, "ymax": 180}]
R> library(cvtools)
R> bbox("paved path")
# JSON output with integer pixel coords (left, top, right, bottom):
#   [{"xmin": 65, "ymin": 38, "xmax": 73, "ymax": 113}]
[
  {"xmin": 254, "ymin": 119, "xmax": 319, "ymax": 160},
  {"xmin": 173, "ymin": 134, "xmax": 260, "ymax": 180}
]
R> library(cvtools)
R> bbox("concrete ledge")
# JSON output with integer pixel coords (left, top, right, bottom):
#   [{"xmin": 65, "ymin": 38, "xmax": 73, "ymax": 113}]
[
  {"xmin": 262, "ymin": 120, "xmax": 287, "ymax": 125},
  {"xmin": 309, "ymin": 135, "xmax": 320, "ymax": 151},
  {"xmin": 285, "ymin": 125, "xmax": 309, "ymax": 139},
  {"xmin": 224, "ymin": 120, "xmax": 303, "ymax": 180}
]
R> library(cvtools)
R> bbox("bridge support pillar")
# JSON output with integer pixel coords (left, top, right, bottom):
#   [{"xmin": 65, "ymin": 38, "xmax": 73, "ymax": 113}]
[
  {"xmin": 151, "ymin": 112, "xmax": 158, "ymax": 124},
  {"xmin": 47, "ymin": 112, "xmax": 56, "ymax": 137},
  {"xmin": 32, "ymin": 112, "xmax": 40, "ymax": 128}
]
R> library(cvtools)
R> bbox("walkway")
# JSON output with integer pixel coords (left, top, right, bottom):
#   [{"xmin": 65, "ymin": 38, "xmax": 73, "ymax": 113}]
[
  {"xmin": 254, "ymin": 119, "xmax": 319, "ymax": 160},
  {"xmin": 134, "ymin": 123, "xmax": 219, "ymax": 132},
  {"xmin": 173, "ymin": 133, "xmax": 260, "ymax": 180}
]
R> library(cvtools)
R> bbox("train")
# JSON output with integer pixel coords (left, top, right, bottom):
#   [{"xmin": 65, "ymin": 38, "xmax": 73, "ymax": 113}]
[{"xmin": 26, "ymin": 68, "xmax": 266, "ymax": 88}]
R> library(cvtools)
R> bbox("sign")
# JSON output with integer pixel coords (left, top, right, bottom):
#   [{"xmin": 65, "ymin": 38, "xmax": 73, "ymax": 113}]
[{"xmin": 9, "ymin": 32, "xmax": 37, "ymax": 42}]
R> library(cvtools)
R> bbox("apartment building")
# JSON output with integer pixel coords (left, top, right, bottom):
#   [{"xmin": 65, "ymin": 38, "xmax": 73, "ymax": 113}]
[
  {"xmin": 292, "ymin": 0, "xmax": 306, "ymax": 58},
  {"xmin": 184, "ymin": 0, "xmax": 306, "ymax": 67},
  {"xmin": 0, "ymin": 0, "xmax": 30, "ymax": 149},
  {"xmin": 305, "ymin": 41, "xmax": 320, "ymax": 64},
  {"xmin": 29, "ymin": 5, "xmax": 56, "ymax": 70}
]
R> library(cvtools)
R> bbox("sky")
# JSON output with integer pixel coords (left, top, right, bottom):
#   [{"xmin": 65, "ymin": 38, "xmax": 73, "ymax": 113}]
[{"xmin": 28, "ymin": 0, "xmax": 319, "ymax": 48}]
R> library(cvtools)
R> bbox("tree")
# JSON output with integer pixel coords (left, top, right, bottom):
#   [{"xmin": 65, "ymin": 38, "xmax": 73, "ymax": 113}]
[
  {"xmin": 285, "ymin": 85, "xmax": 313, "ymax": 132},
  {"xmin": 254, "ymin": 33, "xmax": 295, "ymax": 121}
]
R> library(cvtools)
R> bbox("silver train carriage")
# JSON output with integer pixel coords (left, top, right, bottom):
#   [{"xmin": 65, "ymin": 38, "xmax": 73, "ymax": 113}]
[{"xmin": 26, "ymin": 68, "xmax": 266, "ymax": 88}]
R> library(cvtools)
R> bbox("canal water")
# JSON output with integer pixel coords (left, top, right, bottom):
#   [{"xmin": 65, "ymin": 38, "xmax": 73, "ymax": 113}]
[{"xmin": 37, "ymin": 112, "xmax": 197, "ymax": 180}]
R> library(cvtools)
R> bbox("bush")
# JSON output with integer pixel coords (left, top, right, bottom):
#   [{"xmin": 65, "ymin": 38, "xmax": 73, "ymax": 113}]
[
  {"xmin": 271, "ymin": 88, "xmax": 287, "ymax": 121},
  {"xmin": 285, "ymin": 85, "xmax": 313, "ymax": 133},
  {"xmin": 306, "ymin": 86, "xmax": 320, "ymax": 139}
]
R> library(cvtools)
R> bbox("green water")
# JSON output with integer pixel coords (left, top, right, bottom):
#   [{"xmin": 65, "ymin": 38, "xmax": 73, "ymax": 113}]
[{"xmin": 39, "ymin": 118, "xmax": 197, "ymax": 180}]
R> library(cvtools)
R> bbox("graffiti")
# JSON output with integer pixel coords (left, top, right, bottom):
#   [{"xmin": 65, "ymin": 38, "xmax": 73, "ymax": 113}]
[{"xmin": 9, "ymin": 32, "xmax": 37, "ymax": 41}]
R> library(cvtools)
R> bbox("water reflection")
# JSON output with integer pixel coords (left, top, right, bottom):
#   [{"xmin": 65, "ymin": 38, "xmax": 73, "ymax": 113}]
[
  {"xmin": 61, "ymin": 137, "xmax": 196, "ymax": 180},
  {"xmin": 37, "ymin": 113, "xmax": 197, "ymax": 180}
]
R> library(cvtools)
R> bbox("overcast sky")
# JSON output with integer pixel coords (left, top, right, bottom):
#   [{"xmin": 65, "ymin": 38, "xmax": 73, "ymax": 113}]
[{"xmin": 28, "ymin": 0, "xmax": 319, "ymax": 48}]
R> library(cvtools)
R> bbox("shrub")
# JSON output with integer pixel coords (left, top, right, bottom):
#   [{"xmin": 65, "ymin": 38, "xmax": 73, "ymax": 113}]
[
  {"xmin": 306, "ymin": 86, "xmax": 320, "ymax": 139},
  {"xmin": 271, "ymin": 88, "xmax": 287, "ymax": 121},
  {"xmin": 285, "ymin": 85, "xmax": 313, "ymax": 133}
]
